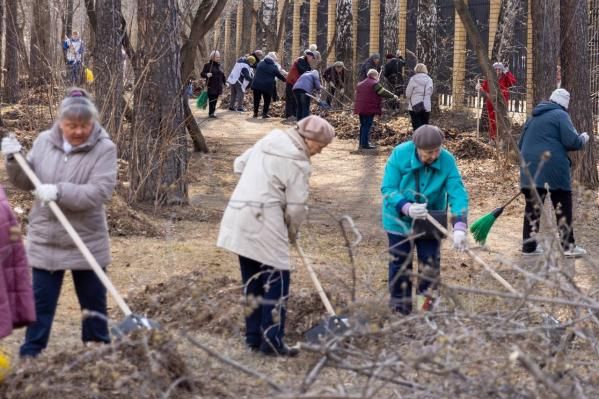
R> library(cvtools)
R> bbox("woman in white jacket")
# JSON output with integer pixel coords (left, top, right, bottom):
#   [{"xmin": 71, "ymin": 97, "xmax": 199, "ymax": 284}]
[
  {"xmin": 217, "ymin": 115, "xmax": 335, "ymax": 357},
  {"xmin": 405, "ymin": 63, "xmax": 434, "ymax": 130}
]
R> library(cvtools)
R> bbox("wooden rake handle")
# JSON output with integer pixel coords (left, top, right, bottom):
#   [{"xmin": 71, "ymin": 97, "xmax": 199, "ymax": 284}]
[
  {"xmin": 294, "ymin": 242, "xmax": 336, "ymax": 317},
  {"xmin": 13, "ymin": 152, "xmax": 133, "ymax": 317}
]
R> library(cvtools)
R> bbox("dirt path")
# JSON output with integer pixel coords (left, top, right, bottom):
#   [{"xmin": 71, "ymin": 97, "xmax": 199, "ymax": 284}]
[{"xmin": 2, "ymin": 107, "xmax": 598, "ymax": 396}]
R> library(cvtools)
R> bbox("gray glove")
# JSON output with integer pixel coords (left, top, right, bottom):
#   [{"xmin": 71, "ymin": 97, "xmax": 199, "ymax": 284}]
[
  {"xmin": 408, "ymin": 203, "xmax": 428, "ymax": 220},
  {"xmin": 452, "ymin": 230, "xmax": 468, "ymax": 252},
  {"xmin": 580, "ymin": 132, "xmax": 589, "ymax": 145},
  {"xmin": 1, "ymin": 135, "xmax": 22, "ymax": 157},
  {"xmin": 34, "ymin": 184, "xmax": 58, "ymax": 203}
]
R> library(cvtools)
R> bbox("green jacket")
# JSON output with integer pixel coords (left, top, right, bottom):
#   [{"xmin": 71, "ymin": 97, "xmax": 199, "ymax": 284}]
[{"xmin": 381, "ymin": 141, "xmax": 469, "ymax": 235}]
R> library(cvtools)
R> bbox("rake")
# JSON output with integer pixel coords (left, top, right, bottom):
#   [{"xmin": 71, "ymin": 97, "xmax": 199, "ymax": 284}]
[{"xmin": 470, "ymin": 192, "xmax": 521, "ymax": 245}]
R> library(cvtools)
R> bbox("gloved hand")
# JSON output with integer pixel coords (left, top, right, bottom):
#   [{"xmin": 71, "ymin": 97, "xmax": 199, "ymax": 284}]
[
  {"xmin": 329, "ymin": 82, "xmax": 336, "ymax": 89},
  {"xmin": 475, "ymin": 82, "xmax": 481, "ymax": 92},
  {"xmin": 34, "ymin": 184, "xmax": 58, "ymax": 203},
  {"xmin": 1, "ymin": 135, "xmax": 22, "ymax": 157},
  {"xmin": 407, "ymin": 203, "xmax": 428, "ymax": 220},
  {"xmin": 502, "ymin": 64, "xmax": 509, "ymax": 73},
  {"xmin": 580, "ymin": 132, "xmax": 589, "ymax": 145},
  {"xmin": 394, "ymin": 95, "xmax": 399, "ymax": 101},
  {"xmin": 206, "ymin": 72, "xmax": 213, "ymax": 78},
  {"xmin": 452, "ymin": 230, "xmax": 468, "ymax": 252},
  {"xmin": 340, "ymin": 88, "xmax": 345, "ymax": 95}
]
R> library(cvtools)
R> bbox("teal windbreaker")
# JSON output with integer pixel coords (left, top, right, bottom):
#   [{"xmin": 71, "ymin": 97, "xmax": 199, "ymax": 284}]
[{"xmin": 381, "ymin": 141, "xmax": 469, "ymax": 235}]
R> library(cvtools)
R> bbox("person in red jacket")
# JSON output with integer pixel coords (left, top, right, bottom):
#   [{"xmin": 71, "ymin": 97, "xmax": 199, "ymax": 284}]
[
  {"xmin": 354, "ymin": 69, "xmax": 398, "ymax": 150},
  {"xmin": 477, "ymin": 62, "xmax": 517, "ymax": 142},
  {"xmin": 284, "ymin": 52, "xmax": 315, "ymax": 120}
]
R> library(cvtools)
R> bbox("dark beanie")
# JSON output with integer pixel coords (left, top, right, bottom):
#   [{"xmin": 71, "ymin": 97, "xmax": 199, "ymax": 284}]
[{"xmin": 412, "ymin": 125, "xmax": 444, "ymax": 150}]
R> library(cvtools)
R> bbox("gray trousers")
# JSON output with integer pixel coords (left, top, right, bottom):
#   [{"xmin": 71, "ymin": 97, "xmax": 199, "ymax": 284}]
[{"xmin": 230, "ymin": 82, "xmax": 245, "ymax": 109}]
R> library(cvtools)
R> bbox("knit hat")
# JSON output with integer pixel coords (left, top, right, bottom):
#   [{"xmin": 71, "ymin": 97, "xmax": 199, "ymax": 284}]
[
  {"xmin": 492, "ymin": 62, "xmax": 503, "ymax": 70},
  {"xmin": 309, "ymin": 44, "xmax": 318, "ymax": 52},
  {"xmin": 266, "ymin": 52, "xmax": 278, "ymax": 62},
  {"xmin": 247, "ymin": 55, "xmax": 257, "ymax": 65},
  {"xmin": 304, "ymin": 50, "xmax": 315, "ymax": 58},
  {"xmin": 550, "ymin": 88, "xmax": 570, "ymax": 110},
  {"xmin": 412, "ymin": 125, "xmax": 444, "ymax": 150},
  {"xmin": 296, "ymin": 115, "xmax": 335, "ymax": 144},
  {"xmin": 371, "ymin": 53, "xmax": 381, "ymax": 60}
]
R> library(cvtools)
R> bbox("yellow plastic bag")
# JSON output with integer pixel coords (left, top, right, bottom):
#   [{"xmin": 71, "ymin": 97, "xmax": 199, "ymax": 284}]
[
  {"xmin": 0, "ymin": 348, "xmax": 11, "ymax": 383},
  {"xmin": 85, "ymin": 67, "xmax": 94, "ymax": 83}
]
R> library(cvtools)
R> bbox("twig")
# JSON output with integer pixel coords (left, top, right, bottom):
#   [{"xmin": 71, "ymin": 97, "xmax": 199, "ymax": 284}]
[{"xmin": 511, "ymin": 347, "xmax": 569, "ymax": 399}]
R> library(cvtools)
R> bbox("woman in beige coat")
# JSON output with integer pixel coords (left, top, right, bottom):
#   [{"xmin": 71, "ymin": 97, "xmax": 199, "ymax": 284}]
[
  {"xmin": 218, "ymin": 115, "xmax": 335, "ymax": 357},
  {"xmin": 1, "ymin": 88, "xmax": 117, "ymax": 358}
]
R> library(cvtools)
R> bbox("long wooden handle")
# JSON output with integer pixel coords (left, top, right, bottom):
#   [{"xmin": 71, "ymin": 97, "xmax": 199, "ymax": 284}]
[
  {"xmin": 295, "ymin": 243, "xmax": 336, "ymax": 317},
  {"xmin": 13, "ymin": 152, "xmax": 133, "ymax": 317},
  {"xmin": 424, "ymin": 214, "xmax": 518, "ymax": 295}
]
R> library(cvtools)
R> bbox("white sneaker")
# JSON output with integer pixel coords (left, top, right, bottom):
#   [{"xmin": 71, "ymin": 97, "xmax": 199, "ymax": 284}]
[
  {"xmin": 564, "ymin": 246, "xmax": 587, "ymax": 258},
  {"xmin": 522, "ymin": 247, "xmax": 543, "ymax": 256}
]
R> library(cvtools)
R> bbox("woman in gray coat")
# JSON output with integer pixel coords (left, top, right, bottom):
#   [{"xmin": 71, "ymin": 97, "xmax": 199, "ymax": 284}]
[{"xmin": 1, "ymin": 88, "xmax": 117, "ymax": 358}]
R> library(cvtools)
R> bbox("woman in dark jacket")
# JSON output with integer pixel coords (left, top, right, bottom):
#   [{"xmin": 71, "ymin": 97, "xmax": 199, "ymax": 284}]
[
  {"xmin": 251, "ymin": 54, "xmax": 287, "ymax": 119},
  {"xmin": 200, "ymin": 51, "xmax": 227, "ymax": 118}
]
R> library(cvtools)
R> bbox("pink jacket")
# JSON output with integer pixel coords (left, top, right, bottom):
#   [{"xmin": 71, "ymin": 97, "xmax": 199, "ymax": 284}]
[{"xmin": 0, "ymin": 186, "xmax": 35, "ymax": 339}]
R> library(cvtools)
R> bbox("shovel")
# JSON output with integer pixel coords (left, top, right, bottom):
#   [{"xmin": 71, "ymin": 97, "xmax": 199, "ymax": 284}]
[
  {"xmin": 305, "ymin": 93, "xmax": 332, "ymax": 110},
  {"xmin": 295, "ymin": 243, "xmax": 351, "ymax": 343},
  {"xmin": 13, "ymin": 151, "xmax": 158, "ymax": 337}
]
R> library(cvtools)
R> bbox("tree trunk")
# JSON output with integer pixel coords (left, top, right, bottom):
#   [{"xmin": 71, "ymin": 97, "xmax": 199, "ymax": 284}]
[
  {"xmin": 4, "ymin": 0, "xmax": 19, "ymax": 103},
  {"xmin": 0, "ymin": 1, "xmax": 4, "ymax": 91},
  {"xmin": 560, "ymin": 0, "xmax": 598, "ymax": 188},
  {"xmin": 531, "ymin": 0, "xmax": 559, "ymax": 104},
  {"xmin": 491, "ymin": 0, "xmax": 522, "ymax": 63},
  {"xmin": 416, "ymin": 0, "xmax": 437, "ymax": 75},
  {"xmin": 64, "ymin": 0, "xmax": 74, "ymax": 38},
  {"xmin": 30, "ymin": 0, "xmax": 52, "ymax": 85},
  {"xmin": 383, "ymin": 0, "xmax": 399, "ymax": 56},
  {"xmin": 130, "ymin": 0, "xmax": 188, "ymax": 205},
  {"xmin": 93, "ymin": 0, "xmax": 125, "ymax": 143},
  {"xmin": 370, "ymin": 0, "xmax": 380, "ymax": 55}
]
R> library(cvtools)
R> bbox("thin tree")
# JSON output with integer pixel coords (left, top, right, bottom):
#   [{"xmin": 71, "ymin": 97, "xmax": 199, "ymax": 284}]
[
  {"xmin": 130, "ymin": 0, "xmax": 188, "ymax": 205},
  {"xmin": 30, "ymin": 0, "xmax": 52, "ymax": 85},
  {"xmin": 4, "ymin": 0, "xmax": 19, "ymax": 103},
  {"xmin": 561, "ymin": 0, "xmax": 598, "ymax": 187},
  {"xmin": 531, "ymin": 0, "xmax": 559, "ymax": 104}
]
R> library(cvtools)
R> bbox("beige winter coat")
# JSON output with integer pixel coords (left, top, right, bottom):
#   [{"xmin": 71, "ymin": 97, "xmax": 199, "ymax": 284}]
[
  {"xmin": 217, "ymin": 128, "xmax": 311, "ymax": 270},
  {"xmin": 6, "ymin": 122, "xmax": 117, "ymax": 271}
]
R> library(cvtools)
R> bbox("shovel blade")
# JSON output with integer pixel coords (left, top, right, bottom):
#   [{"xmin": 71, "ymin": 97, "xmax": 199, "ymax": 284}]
[
  {"xmin": 304, "ymin": 315, "xmax": 350, "ymax": 344},
  {"xmin": 111, "ymin": 314, "xmax": 160, "ymax": 338}
]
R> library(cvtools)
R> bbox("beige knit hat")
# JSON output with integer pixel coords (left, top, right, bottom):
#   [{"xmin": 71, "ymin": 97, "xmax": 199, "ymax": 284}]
[
  {"xmin": 412, "ymin": 125, "xmax": 444, "ymax": 150},
  {"xmin": 296, "ymin": 115, "xmax": 335, "ymax": 144}
]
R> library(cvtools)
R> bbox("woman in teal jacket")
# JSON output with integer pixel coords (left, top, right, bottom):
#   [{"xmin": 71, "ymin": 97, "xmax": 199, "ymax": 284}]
[{"xmin": 381, "ymin": 125, "xmax": 468, "ymax": 314}]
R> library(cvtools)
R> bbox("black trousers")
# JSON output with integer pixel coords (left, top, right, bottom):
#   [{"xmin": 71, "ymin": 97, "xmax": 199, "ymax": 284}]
[
  {"xmin": 284, "ymin": 83, "xmax": 297, "ymax": 118},
  {"xmin": 522, "ymin": 187, "xmax": 575, "ymax": 252},
  {"xmin": 253, "ymin": 88, "xmax": 272, "ymax": 117},
  {"xmin": 208, "ymin": 94, "xmax": 218, "ymax": 116},
  {"xmin": 409, "ymin": 111, "xmax": 430, "ymax": 130}
]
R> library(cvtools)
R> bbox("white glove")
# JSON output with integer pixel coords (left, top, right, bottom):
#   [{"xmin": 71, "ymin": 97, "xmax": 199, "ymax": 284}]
[
  {"xmin": 503, "ymin": 65, "xmax": 509, "ymax": 73},
  {"xmin": 34, "ymin": 184, "xmax": 58, "ymax": 203},
  {"xmin": 408, "ymin": 203, "xmax": 428, "ymax": 220},
  {"xmin": 452, "ymin": 230, "xmax": 468, "ymax": 252},
  {"xmin": 1, "ymin": 135, "xmax": 22, "ymax": 156},
  {"xmin": 340, "ymin": 88, "xmax": 345, "ymax": 94},
  {"xmin": 394, "ymin": 95, "xmax": 399, "ymax": 101},
  {"xmin": 580, "ymin": 132, "xmax": 589, "ymax": 145},
  {"xmin": 206, "ymin": 72, "xmax": 213, "ymax": 78},
  {"xmin": 475, "ymin": 82, "xmax": 481, "ymax": 92}
]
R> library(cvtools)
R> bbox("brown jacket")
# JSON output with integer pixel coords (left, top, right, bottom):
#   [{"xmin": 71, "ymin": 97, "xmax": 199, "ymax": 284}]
[{"xmin": 6, "ymin": 123, "xmax": 117, "ymax": 271}]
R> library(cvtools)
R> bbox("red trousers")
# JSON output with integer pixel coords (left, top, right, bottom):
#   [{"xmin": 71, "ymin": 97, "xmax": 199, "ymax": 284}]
[{"xmin": 486, "ymin": 102, "xmax": 497, "ymax": 140}]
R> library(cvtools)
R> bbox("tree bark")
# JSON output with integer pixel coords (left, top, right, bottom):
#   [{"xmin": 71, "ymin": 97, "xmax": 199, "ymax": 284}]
[
  {"xmin": 4, "ymin": 0, "xmax": 19, "ymax": 103},
  {"xmin": 130, "ymin": 0, "xmax": 188, "ymax": 205},
  {"xmin": 30, "ymin": 0, "xmax": 52, "ymax": 85},
  {"xmin": 93, "ymin": 0, "xmax": 125, "ymax": 144},
  {"xmin": 531, "ymin": 0, "xmax": 559, "ymax": 104},
  {"xmin": 416, "ymin": 0, "xmax": 437, "ymax": 75},
  {"xmin": 560, "ymin": 0, "xmax": 598, "ymax": 188}
]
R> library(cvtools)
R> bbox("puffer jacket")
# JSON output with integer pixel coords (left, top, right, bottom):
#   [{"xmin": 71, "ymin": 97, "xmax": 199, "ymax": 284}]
[
  {"xmin": 251, "ymin": 57, "xmax": 286, "ymax": 92},
  {"xmin": 381, "ymin": 141, "xmax": 468, "ymax": 235},
  {"xmin": 406, "ymin": 73, "xmax": 434, "ymax": 112},
  {"xmin": 286, "ymin": 57, "xmax": 312, "ymax": 86},
  {"xmin": 519, "ymin": 101, "xmax": 585, "ymax": 190},
  {"xmin": 292, "ymin": 71, "xmax": 322, "ymax": 93},
  {"xmin": 217, "ymin": 128, "xmax": 311, "ymax": 270},
  {"xmin": 6, "ymin": 123, "xmax": 117, "ymax": 271},
  {"xmin": 0, "ymin": 186, "xmax": 35, "ymax": 339}
]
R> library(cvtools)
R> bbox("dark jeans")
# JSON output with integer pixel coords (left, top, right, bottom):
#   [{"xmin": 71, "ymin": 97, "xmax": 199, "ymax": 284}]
[
  {"xmin": 272, "ymin": 81, "xmax": 279, "ymax": 102},
  {"xmin": 285, "ymin": 83, "xmax": 297, "ymax": 118},
  {"xmin": 239, "ymin": 256, "xmax": 290, "ymax": 352},
  {"xmin": 522, "ymin": 187, "xmax": 575, "ymax": 253},
  {"xmin": 230, "ymin": 82, "xmax": 245, "ymax": 110},
  {"xmin": 294, "ymin": 90, "xmax": 311, "ymax": 121},
  {"xmin": 20, "ymin": 268, "xmax": 110, "ymax": 357},
  {"xmin": 68, "ymin": 61, "xmax": 82, "ymax": 85},
  {"xmin": 359, "ymin": 115, "xmax": 375, "ymax": 147},
  {"xmin": 409, "ymin": 110, "xmax": 430, "ymax": 130},
  {"xmin": 208, "ymin": 94, "xmax": 218, "ymax": 116},
  {"xmin": 388, "ymin": 233, "xmax": 441, "ymax": 315},
  {"xmin": 253, "ymin": 88, "xmax": 272, "ymax": 117}
]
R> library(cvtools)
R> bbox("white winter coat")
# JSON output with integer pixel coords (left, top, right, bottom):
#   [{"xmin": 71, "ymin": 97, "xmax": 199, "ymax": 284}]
[
  {"xmin": 406, "ymin": 73, "xmax": 434, "ymax": 112},
  {"xmin": 217, "ymin": 128, "xmax": 311, "ymax": 270}
]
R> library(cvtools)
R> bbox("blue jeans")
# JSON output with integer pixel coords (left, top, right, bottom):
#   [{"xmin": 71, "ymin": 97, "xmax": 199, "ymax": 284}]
[
  {"xmin": 359, "ymin": 115, "xmax": 375, "ymax": 147},
  {"xmin": 387, "ymin": 233, "xmax": 441, "ymax": 315},
  {"xmin": 68, "ymin": 61, "xmax": 82, "ymax": 84},
  {"xmin": 294, "ymin": 90, "xmax": 311, "ymax": 121},
  {"xmin": 20, "ymin": 268, "xmax": 110, "ymax": 357},
  {"xmin": 239, "ymin": 256, "xmax": 290, "ymax": 353}
]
